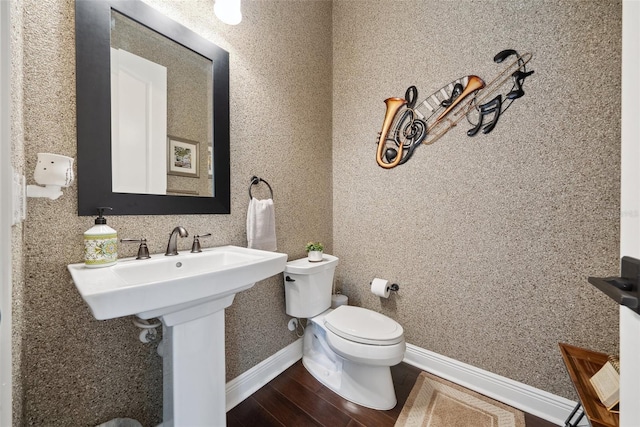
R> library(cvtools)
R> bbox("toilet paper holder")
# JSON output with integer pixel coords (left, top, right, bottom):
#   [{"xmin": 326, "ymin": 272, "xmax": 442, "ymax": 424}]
[
  {"xmin": 370, "ymin": 278, "xmax": 400, "ymax": 298},
  {"xmin": 370, "ymin": 281, "xmax": 399, "ymax": 292}
]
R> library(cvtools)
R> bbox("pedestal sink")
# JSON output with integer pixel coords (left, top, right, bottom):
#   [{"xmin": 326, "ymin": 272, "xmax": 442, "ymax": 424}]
[{"xmin": 68, "ymin": 245, "xmax": 287, "ymax": 426}]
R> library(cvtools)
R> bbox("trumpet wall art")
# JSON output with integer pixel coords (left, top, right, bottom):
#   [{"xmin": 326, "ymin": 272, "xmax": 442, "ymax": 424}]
[{"xmin": 375, "ymin": 49, "xmax": 534, "ymax": 169}]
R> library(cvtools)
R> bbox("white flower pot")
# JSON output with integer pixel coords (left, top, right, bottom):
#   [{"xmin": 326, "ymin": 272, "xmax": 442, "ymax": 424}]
[{"xmin": 308, "ymin": 251, "xmax": 323, "ymax": 262}]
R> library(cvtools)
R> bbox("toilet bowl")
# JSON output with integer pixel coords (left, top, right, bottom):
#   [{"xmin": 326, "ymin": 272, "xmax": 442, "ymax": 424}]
[{"xmin": 283, "ymin": 255, "xmax": 406, "ymax": 410}]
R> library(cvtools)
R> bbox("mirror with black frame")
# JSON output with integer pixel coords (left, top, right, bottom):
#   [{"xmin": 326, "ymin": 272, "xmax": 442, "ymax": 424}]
[{"xmin": 76, "ymin": 0, "xmax": 230, "ymax": 215}]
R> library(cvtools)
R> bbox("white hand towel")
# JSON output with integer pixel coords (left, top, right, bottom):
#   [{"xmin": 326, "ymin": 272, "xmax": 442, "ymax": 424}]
[{"xmin": 247, "ymin": 197, "xmax": 277, "ymax": 251}]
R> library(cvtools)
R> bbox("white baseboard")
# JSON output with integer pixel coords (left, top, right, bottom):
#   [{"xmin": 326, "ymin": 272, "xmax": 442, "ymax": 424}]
[
  {"xmin": 403, "ymin": 343, "xmax": 587, "ymax": 426},
  {"xmin": 225, "ymin": 340, "xmax": 586, "ymax": 426},
  {"xmin": 225, "ymin": 338, "xmax": 303, "ymax": 411}
]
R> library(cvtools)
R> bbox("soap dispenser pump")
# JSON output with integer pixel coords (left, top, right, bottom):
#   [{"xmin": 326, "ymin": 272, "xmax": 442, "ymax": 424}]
[{"xmin": 84, "ymin": 207, "xmax": 118, "ymax": 268}]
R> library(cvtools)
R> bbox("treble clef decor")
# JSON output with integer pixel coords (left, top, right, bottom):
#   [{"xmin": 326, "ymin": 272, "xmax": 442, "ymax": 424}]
[{"xmin": 375, "ymin": 49, "xmax": 534, "ymax": 169}]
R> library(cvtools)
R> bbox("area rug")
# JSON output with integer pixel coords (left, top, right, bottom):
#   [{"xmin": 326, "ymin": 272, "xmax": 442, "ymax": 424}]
[{"xmin": 395, "ymin": 372, "xmax": 526, "ymax": 427}]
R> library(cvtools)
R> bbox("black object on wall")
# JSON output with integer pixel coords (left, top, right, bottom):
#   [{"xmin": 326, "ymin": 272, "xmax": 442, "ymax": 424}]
[{"xmin": 589, "ymin": 257, "xmax": 640, "ymax": 314}]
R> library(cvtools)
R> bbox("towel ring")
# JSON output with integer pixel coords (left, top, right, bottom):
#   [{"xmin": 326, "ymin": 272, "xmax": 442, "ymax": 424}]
[{"xmin": 249, "ymin": 176, "xmax": 274, "ymax": 200}]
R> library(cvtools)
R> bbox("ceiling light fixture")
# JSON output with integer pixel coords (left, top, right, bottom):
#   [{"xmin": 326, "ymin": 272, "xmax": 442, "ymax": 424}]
[{"xmin": 214, "ymin": 0, "xmax": 242, "ymax": 25}]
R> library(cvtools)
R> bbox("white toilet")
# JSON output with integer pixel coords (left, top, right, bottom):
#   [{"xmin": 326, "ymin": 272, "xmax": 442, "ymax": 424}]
[{"xmin": 283, "ymin": 254, "xmax": 405, "ymax": 410}]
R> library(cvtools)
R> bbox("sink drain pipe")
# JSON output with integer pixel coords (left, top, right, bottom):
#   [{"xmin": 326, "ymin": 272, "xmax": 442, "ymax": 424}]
[{"xmin": 132, "ymin": 316, "xmax": 161, "ymax": 343}]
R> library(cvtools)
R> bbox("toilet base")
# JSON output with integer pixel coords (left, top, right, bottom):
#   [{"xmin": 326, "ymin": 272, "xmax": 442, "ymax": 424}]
[
  {"xmin": 303, "ymin": 321, "xmax": 398, "ymax": 410},
  {"xmin": 303, "ymin": 355, "xmax": 397, "ymax": 410}
]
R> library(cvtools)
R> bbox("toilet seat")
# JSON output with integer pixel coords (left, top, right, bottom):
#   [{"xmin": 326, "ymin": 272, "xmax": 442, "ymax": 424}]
[
  {"xmin": 324, "ymin": 305, "xmax": 404, "ymax": 345},
  {"xmin": 325, "ymin": 327, "xmax": 406, "ymax": 366}
]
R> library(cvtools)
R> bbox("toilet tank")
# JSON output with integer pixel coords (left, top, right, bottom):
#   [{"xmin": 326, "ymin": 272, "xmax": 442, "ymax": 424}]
[{"xmin": 283, "ymin": 254, "xmax": 339, "ymax": 318}]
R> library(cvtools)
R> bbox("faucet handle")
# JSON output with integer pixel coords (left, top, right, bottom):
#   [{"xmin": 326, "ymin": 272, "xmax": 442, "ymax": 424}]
[
  {"xmin": 120, "ymin": 238, "xmax": 151, "ymax": 260},
  {"xmin": 191, "ymin": 233, "xmax": 212, "ymax": 253}
]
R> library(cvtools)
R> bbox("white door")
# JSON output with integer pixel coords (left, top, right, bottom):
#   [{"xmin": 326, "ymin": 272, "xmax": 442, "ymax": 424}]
[
  {"xmin": 0, "ymin": 1, "xmax": 12, "ymax": 425},
  {"xmin": 620, "ymin": 2, "xmax": 640, "ymax": 425},
  {"xmin": 110, "ymin": 48, "xmax": 167, "ymax": 195}
]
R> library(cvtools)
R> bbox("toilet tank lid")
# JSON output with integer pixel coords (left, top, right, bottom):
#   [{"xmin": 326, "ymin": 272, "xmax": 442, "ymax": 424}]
[
  {"xmin": 324, "ymin": 305, "xmax": 404, "ymax": 344},
  {"xmin": 284, "ymin": 254, "xmax": 339, "ymax": 274}
]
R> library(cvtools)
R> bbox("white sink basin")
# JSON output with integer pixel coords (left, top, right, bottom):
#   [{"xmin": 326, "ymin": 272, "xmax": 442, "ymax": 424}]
[
  {"xmin": 68, "ymin": 245, "xmax": 287, "ymax": 320},
  {"xmin": 69, "ymin": 244, "xmax": 287, "ymax": 426}
]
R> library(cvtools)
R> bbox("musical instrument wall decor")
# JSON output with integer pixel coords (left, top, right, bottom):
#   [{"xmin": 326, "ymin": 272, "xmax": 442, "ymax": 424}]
[{"xmin": 375, "ymin": 49, "xmax": 534, "ymax": 169}]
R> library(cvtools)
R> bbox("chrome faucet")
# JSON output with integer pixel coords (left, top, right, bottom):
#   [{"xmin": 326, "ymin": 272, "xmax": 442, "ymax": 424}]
[{"xmin": 165, "ymin": 226, "xmax": 189, "ymax": 256}]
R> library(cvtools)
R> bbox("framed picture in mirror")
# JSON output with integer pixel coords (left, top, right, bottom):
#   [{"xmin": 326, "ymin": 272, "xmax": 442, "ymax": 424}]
[{"xmin": 168, "ymin": 136, "xmax": 199, "ymax": 178}]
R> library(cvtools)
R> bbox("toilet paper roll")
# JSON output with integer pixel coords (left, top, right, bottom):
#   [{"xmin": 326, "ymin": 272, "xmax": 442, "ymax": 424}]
[
  {"xmin": 331, "ymin": 294, "xmax": 348, "ymax": 308},
  {"xmin": 371, "ymin": 278, "xmax": 390, "ymax": 298}
]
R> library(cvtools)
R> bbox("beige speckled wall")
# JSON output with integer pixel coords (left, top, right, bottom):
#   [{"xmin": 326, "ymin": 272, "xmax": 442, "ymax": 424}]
[
  {"xmin": 10, "ymin": 0, "xmax": 25, "ymax": 424},
  {"xmin": 332, "ymin": 0, "xmax": 621, "ymax": 400},
  {"xmin": 17, "ymin": 0, "xmax": 332, "ymax": 424}
]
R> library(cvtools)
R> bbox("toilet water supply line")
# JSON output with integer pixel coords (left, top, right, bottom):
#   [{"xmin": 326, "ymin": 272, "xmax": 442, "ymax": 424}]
[
  {"xmin": 132, "ymin": 317, "xmax": 161, "ymax": 343},
  {"xmin": 295, "ymin": 319, "xmax": 305, "ymax": 338}
]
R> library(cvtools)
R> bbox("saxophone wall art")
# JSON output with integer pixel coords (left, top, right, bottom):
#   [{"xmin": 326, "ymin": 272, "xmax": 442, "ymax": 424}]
[{"xmin": 375, "ymin": 49, "xmax": 534, "ymax": 169}]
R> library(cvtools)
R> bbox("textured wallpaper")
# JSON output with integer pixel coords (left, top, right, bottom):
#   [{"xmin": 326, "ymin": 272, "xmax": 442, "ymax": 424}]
[
  {"xmin": 16, "ymin": 0, "xmax": 332, "ymax": 424},
  {"xmin": 10, "ymin": 0, "xmax": 25, "ymax": 424},
  {"xmin": 332, "ymin": 0, "xmax": 621, "ymax": 400},
  {"xmin": 13, "ymin": 0, "xmax": 622, "ymax": 424}
]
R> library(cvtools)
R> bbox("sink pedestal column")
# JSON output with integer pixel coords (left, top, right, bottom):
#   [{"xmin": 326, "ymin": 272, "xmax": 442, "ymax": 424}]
[{"xmin": 160, "ymin": 294, "xmax": 236, "ymax": 427}]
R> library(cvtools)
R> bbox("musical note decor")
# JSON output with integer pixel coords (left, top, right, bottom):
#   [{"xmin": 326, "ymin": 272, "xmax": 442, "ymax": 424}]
[{"xmin": 375, "ymin": 49, "xmax": 534, "ymax": 169}]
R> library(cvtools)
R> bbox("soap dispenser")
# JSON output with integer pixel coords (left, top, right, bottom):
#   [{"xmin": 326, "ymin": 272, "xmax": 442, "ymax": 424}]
[{"xmin": 84, "ymin": 207, "xmax": 117, "ymax": 268}]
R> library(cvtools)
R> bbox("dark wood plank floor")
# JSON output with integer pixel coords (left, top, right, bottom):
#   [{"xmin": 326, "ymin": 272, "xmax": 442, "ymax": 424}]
[{"xmin": 227, "ymin": 360, "xmax": 559, "ymax": 426}]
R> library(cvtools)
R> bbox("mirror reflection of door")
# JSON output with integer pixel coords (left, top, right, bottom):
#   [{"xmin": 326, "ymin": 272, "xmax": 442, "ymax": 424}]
[
  {"xmin": 111, "ymin": 48, "xmax": 167, "ymax": 195},
  {"xmin": 110, "ymin": 10, "xmax": 214, "ymax": 197}
]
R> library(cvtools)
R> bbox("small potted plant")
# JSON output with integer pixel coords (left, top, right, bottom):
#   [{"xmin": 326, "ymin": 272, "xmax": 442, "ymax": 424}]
[{"xmin": 305, "ymin": 241, "xmax": 324, "ymax": 262}]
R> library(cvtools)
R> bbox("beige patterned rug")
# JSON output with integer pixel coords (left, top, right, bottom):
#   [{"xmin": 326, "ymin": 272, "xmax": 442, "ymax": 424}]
[{"xmin": 395, "ymin": 372, "xmax": 526, "ymax": 427}]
